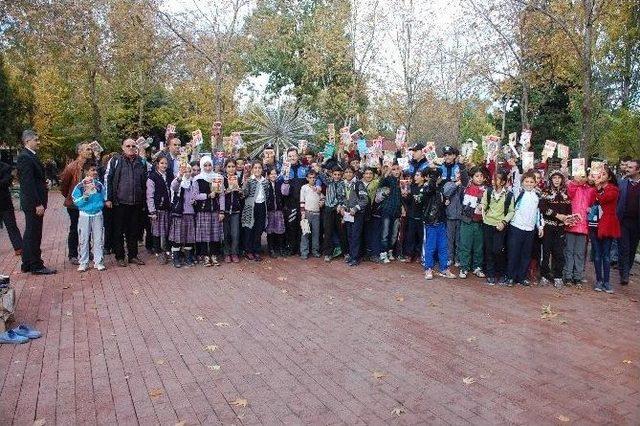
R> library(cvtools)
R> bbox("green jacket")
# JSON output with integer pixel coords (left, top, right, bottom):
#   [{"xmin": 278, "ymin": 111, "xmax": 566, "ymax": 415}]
[{"xmin": 481, "ymin": 188, "xmax": 515, "ymax": 227}]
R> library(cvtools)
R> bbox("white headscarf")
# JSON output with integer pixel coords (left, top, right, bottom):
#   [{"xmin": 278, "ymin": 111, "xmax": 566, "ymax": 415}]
[{"xmin": 194, "ymin": 155, "xmax": 220, "ymax": 183}]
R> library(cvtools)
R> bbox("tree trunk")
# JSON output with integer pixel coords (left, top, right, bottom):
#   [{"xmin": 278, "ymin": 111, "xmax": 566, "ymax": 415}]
[
  {"xmin": 501, "ymin": 96, "xmax": 507, "ymax": 140},
  {"xmin": 137, "ymin": 96, "xmax": 144, "ymax": 134},
  {"xmin": 580, "ymin": 0, "xmax": 594, "ymax": 156},
  {"xmin": 521, "ymin": 80, "xmax": 530, "ymax": 129},
  {"xmin": 88, "ymin": 66, "xmax": 101, "ymax": 141}
]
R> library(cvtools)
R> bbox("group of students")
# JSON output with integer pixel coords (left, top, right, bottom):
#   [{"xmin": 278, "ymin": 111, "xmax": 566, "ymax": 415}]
[{"xmin": 69, "ymin": 138, "xmax": 640, "ymax": 294}]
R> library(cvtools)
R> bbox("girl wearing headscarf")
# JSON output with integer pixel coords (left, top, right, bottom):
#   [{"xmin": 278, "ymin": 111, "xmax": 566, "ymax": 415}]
[{"xmin": 193, "ymin": 156, "xmax": 225, "ymax": 267}]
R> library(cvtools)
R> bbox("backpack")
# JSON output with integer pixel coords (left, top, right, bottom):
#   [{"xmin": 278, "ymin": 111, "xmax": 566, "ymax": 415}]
[{"xmin": 484, "ymin": 187, "xmax": 515, "ymax": 216}]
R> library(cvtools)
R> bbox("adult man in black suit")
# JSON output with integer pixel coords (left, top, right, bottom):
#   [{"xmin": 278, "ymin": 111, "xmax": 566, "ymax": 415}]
[{"xmin": 16, "ymin": 129, "xmax": 56, "ymax": 275}]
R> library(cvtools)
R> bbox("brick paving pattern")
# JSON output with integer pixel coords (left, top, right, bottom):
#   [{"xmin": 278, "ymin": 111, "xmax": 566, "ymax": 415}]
[{"xmin": 0, "ymin": 195, "xmax": 639, "ymax": 424}]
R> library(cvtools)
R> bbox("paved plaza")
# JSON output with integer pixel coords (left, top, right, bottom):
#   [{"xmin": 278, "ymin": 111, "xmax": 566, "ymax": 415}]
[{"xmin": 0, "ymin": 196, "xmax": 639, "ymax": 425}]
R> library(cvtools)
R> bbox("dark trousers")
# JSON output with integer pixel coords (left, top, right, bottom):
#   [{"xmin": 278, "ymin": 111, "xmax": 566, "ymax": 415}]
[
  {"xmin": 322, "ymin": 208, "xmax": 345, "ymax": 256},
  {"xmin": 67, "ymin": 207, "xmax": 79, "ymax": 259},
  {"xmin": 112, "ymin": 204, "xmax": 141, "ymax": 260},
  {"xmin": 285, "ymin": 206, "xmax": 301, "ymax": 254},
  {"xmin": 366, "ymin": 216, "xmax": 382, "ymax": 258},
  {"xmin": 590, "ymin": 228, "xmax": 613, "ymax": 285},
  {"xmin": 542, "ymin": 225, "xmax": 566, "ymax": 280},
  {"xmin": 507, "ymin": 225, "xmax": 535, "ymax": 282},
  {"xmin": 1, "ymin": 209, "xmax": 23, "ymax": 250},
  {"xmin": 483, "ymin": 223, "xmax": 506, "ymax": 278},
  {"xmin": 267, "ymin": 233, "xmax": 285, "ymax": 254},
  {"xmin": 403, "ymin": 217, "xmax": 423, "ymax": 258},
  {"xmin": 103, "ymin": 207, "xmax": 113, "ymax": 252},
  {"xmin": 21, "ymin": 208, "xmax": 44, "ymax": 272},
  {"xmin": 243, "ymin": 202, "xmax": 266, "ymax": 255},
  {"xmin": 619, "ymin": 217, "xmax": 640, "ymax": 282},
  {"xmin": 345, "ymin": 212, "xmax": 364, "ymax": 261}
]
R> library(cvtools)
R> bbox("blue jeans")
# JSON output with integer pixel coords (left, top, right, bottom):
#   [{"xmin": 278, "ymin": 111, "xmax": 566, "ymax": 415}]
[
  {"xmin": 423, "ymin": 223, "xmax": 448, "ymax": 271},
  {"xmin": 507, "ymin": 225, "xmax": 534, "ymax": 282},
  {"xmin": 590, "ymin": 228, "xmax": 613, "ymax": 289},
  {"xmin": 345, "ymin": 212, "xmax": 364, "ymax": 261},
  {"xmin": 381, "ymin": 216, "xmax": 399, "ymax": 253}
]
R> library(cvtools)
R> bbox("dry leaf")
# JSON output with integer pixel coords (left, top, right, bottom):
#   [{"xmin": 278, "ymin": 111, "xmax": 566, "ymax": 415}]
[
  {"xmin": 373, "ymin": 371, "xmax": 386, "ymax": 379},
  {"xmin": 65, "ymin": 311, "xmax": 72, "ymax": 316},
  {"xmin": 559, "ymin": 319, "xmax": 568, "ymax": 325},
  {"xmin": 132, "ymin": 289, "xmax": 140, "ymax": 295},
  {"xmin": 207, "ymin": 365, "xmax": 221, "ymax": 371},
  {"xmin": 204, "ymin": 345, "xmax": 218, "ymax": 353},
  {"xmin": 391, "ymin": 407, "xmax": 405, "ymax": 416},
  {"xmin": 33, "ymin": 419, "xmax": 46, "ymax": 426},
  {"xmin": 215, "ymin": 322, "xmax": 230, "ymax": 328},
  {"xmin": 175, "ymin": 421, "xmax": 186, "ymax": 426},
  {"xmin": 540, "ymin": 305, "xmax": 558, "ymax": 320},
  {"xmin": 195, "ymin": 315, "xmax": 205, "ymax": 321},
  {"xmin": 466, "ymin": 336, "xmax": 477, "ymax": 342},
  {"xmin": 230, "ymin": 398, "xmax": 248, "ymax": 407},
  {"xmin": 395, "ymin": 294, "xmax": 405, "ymax": 302},
  {"xmin": 622, "ymin": 360, "xmax": 632, "ymax": 364},
  {"xmin": 155, "ymin": 359, "xmax": 165, "ymax": 365},
  {"xmin": 62, "ymin": 284, "xmax": 71, "ymax": 289},
  {"xmin": 630, "ymin": 298, "xmax": 638, "ymax": 303},
  {"xmin": 277, "ymin": 276, "xmax": 287, "ymax": 281},
  {"xmin": 366, "ymin": 287, "xmax": 373, "ymax": 291},
  {"xmin": 149, "ymin": 388, "xmax": 164, "ymax": 399},
  {"xmin": 265, "ymin": 266, "xmax": 272, "ymax": 270},
  {"xmin": 557, "ymin": 414, "xmax": 570, "ymax": 422},
  {"xmin": 462, "ymin": 377, "xmax": 476, "ymax": 385},
  {"xmin": 281, "ymin": 289, "xmax": 288, "ymax": 294}
]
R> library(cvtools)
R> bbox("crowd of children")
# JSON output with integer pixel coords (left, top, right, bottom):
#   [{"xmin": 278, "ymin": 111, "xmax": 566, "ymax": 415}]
[{"xmin": 69, "ymin": 139, "xmax": 640, "ymax": 295}]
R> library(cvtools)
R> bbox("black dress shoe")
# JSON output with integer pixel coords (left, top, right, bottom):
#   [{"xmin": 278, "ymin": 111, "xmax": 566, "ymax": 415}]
[{"xmin": 32, "ymin": 267, "xmax": 57, "ymax": 275}]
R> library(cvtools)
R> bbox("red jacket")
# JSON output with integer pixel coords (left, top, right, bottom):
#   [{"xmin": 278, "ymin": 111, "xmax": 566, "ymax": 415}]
[
  {"xmin": 60, "ymin": 158, "xmax": 87, "ymax": 208},
  {"xmin": 596, "ymin": 183, "xmax": 621, "ymax": 239},
  {"xmin": 566, "ymin": 180, "xmax": 596, "ymax": 235}
]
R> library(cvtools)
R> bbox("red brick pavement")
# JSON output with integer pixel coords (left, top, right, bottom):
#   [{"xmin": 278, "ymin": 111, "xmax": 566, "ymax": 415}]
[{"xmin": 0, "ymin": 194, "xmax": 639, "ymax": 425}]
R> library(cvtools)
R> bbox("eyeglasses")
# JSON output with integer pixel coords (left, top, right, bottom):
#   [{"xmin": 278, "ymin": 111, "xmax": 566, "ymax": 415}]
[{"xmin": 124, "ymin": 145, "xmax": 135, "ymax": 148}]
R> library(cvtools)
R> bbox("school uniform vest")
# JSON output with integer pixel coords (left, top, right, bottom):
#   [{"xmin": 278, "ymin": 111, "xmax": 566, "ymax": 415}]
[
  {"xmin": 148, "ymin": 170, "xmax": 171, "ymax": 211},
  {"xmin": 267, "ymin": 180, "xmax": 284, "ymax": 212},
  {"xmin": 194, "ymin": 179, "xmax": 222, "ymax": 213}
]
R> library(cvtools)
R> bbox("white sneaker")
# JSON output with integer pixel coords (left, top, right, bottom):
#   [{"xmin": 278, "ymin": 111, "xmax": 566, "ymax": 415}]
[
  {"xmin": 447, "ymin": 260, "xmax": 452, "ymax": 267},
  {"xmin": 211, "ymin": 256, "xmax": 220, "ymax": 266},
  {"xmin": 454, "ymin": 261, "xmax": 460, "ymax": 267},
  {"xmin": 424, "ymin": 269, "xmax": 434, "ymax": 280},
  {"xmin": 473, "ymin": 268, "xmax": 486, "ymax": 278},
  {"xmin": 95, "ymin": 263, "xmax": 106, "ymax": 271},
  {"xmin": 439, "ymin": 270, "xmax": 456, "ymax": 279},
  {"xmin": 77, "ymin": 264, "xmax": 88, "ymax": 272},
  {"xmin": 459, "ymin": 270, "xmax": 468, "ymax": 279},
  {"xmin": 380, "ymin": 253, "xmax": 390, "ymax": 264},
  {"xmin": 387, "ymin": 251, "xmax": 395, "ymax": 261}
]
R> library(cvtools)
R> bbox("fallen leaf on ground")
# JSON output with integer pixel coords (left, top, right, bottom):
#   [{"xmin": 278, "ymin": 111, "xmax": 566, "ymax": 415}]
[
  {"xmin": 466, "ymin": 336, "xmax": 477, "ymax": 342},
  {"xmin": 373, "ymin": 371, "xmax": 386, "ymax": 379},
  {"xmin": 540, "ymin": 304, "xmax": 558, "ymax": 320},
  {"xmin": 395, "ymin": 294, "xmax": 405, "ymax": 302},
  {"xmin": 277, "ymin": 276, "xmax": 287, "ymax": 281},
  {"xmin": 65, "ymin": 311, "xmax": 72, "ymax": 316},
  {"xmin": 195, "ymin": 315, "xmax": 205, "ymax": 321},
  {"xmin": 281, "ymin": 289, "xmax": 288, "ymax": 294},
  {"xmin": 149, "ymin": 388, "xmax": 164, "ymax": 399},
  {"xmin": 391, "ymin": 407, "xmax": 405, "ymax": 416},
  {"xmin": 265, "ymin": 266, "xmax": 272, "ymax": 270},
  {"xmin": 215, "ymin": 322, "xmax": 230, "ymax": 327},
  {"xmin": 207, "ymin": 365, "xmax": 221, "ymax": 371},
  {"xmin": 559, "ymin": 319, "xmax": 568, "ymax": 325},
  {"xmin": 462, "ymin": 377, "xmax": 476, "ymax": 385},
  {"xmin": 62, "ymin": 284, "xmax": 71, "ymax": 289},
  {"xmin": 230, "ymin": 398, "xmax": 248, "ymax": 407},
  {"xmin": 33, "ymin": 419, "xmax": 46, "ymax": 426},
  {"xmin": 155, "ymin": 359, "xmax": 165, "ymax": 365},
  {"xmin": 175, "ymin": 421, "xmax": 186, "ymax": 426},
  {"xmin": 622, "ymin": 360, "xmax": 632, "ymax": 364},
  {"xmin": 328, "ymin": 295, "xmax": 334, "ymax": 300},
  {"xmin": 630, "ymin": 298, "xmax": 638, "ymax": 303},
  {"xmin": 557, "ymin": 414, "xmax": 570, "ymax": 422},
  {"xmin": 366, "ymin": 287, "xmax": 372, "ymax": 291},
  {"xmin": 132, "ymin": 289, "xmax": 139, "ymax": 295},
  {"xmin": 204, "ymin": 345, "xmax": 218, "ymax": 352}
]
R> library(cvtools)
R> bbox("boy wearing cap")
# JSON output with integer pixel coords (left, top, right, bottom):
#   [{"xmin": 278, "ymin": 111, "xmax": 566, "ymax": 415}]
[
  {"xmin": 407, "ymin": 143, "xmax": 429, "ymax": 176},
  {"xmin": 440, "ymin": 145, "xmax": 462, "ymax": 182}
]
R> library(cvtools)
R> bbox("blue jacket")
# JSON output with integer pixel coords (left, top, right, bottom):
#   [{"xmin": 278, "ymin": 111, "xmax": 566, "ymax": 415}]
[
  {"xmin": 408, "ymin": 158, "xmax": 429, "ymax": 176},
  {"xmin": 617, "ymin": 178, "xmax": 640, "ymax": 225},
  {"xmin": 72, "ymin": 179, "xmax": 105, "ymax": 215}
]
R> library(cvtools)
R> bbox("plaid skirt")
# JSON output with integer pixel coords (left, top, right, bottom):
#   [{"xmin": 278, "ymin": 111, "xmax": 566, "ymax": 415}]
[
  {"xmin": 169, "ymin": 214, "xmax": 196, "ymax": 244},
  {"xmin": 195, "ymin": 211, "xmax": 224, "ymax": 242},
  {"xmin": 266, "ymin": 210, "xmax": 285, "ymax": 234},
  {"xmin": 151, "ymin": 210, "xmax": 170, "ymax": 237}
]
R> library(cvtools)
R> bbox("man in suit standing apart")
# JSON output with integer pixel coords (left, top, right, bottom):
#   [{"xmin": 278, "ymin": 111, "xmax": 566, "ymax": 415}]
[{"xmin": 17, "ymin": 129, "xmax": 56, "ymax": 275}]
